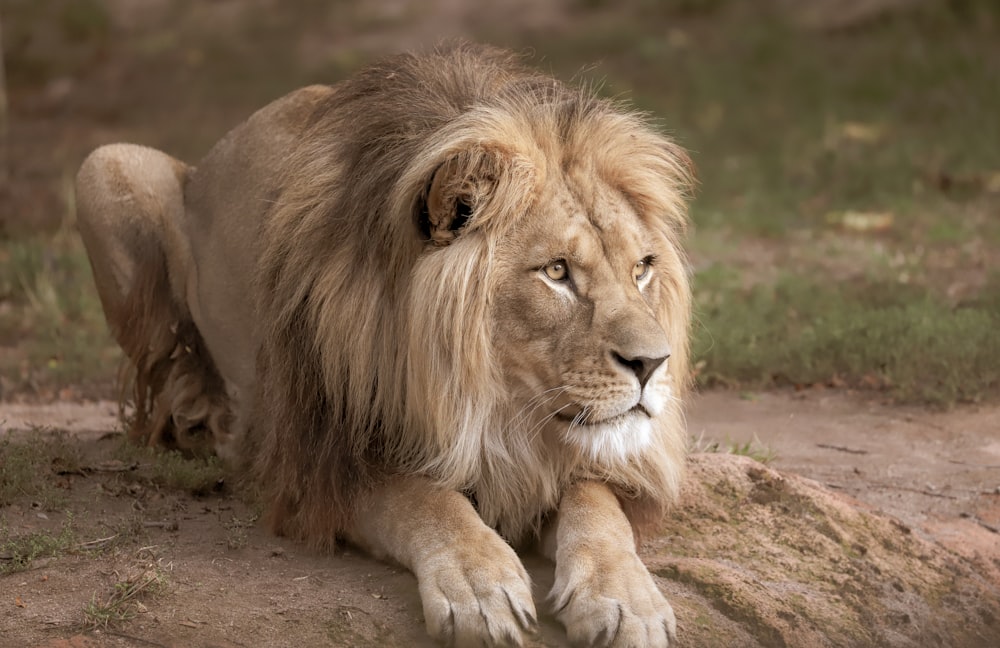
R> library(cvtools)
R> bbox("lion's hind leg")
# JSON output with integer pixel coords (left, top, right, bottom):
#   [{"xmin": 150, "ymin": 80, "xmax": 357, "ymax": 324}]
[{"xmin": 76, "ymin": 144, "xmax": 230, "ymax": 455}]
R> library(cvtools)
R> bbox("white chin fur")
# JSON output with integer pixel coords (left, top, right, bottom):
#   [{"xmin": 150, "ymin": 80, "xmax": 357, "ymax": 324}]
[
  {"xmin": 562, "ymin": 414, "xmax": 653, "ymax": 462},
  {"xmin": 642, "ymin": 379, "xmax": 672, "ymax": 417}
]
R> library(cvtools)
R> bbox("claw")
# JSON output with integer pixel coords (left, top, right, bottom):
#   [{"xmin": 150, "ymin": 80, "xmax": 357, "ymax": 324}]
[
  {"xmin": 664, "ymin": 617, "xmax": 676, "ymax": 644},
  {"xmin": 504, "ymin": 588, "xmax": 537, "ymax": 633}
]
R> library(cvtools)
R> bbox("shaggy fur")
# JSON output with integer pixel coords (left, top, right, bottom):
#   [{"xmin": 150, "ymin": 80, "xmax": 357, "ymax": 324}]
[{"xmin": 248, "ymin": 44, "xmax": 693, "ymax": 547}]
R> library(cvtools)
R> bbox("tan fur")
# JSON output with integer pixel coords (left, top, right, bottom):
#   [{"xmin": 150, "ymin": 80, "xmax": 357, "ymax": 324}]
[
  {"xmin": 75, "ymin": 145, "xmax": 231, "ymax": 454},
  {"xmin": 76, "ymin": 43, "xmax": 693, "ymax": 647}
]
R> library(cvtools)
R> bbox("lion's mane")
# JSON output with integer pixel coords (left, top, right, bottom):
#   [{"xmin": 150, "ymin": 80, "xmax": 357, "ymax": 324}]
[{"xmin": 249, "ymin": 43, "xmax": 693, "ymax": 548}]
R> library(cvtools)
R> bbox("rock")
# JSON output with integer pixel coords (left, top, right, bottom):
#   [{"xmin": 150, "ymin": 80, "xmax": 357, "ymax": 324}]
[{"xmin": 644, "ymin": 454, "xmax": 999, "ymax": 647}]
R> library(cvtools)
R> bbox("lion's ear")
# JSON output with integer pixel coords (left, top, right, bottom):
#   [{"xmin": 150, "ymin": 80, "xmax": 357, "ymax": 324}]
[{"xmin": 418, "ymin": 148, "xmax": 504, "ymax": 246}]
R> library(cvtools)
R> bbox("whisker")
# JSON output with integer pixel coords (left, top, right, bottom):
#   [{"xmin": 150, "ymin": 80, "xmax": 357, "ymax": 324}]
[
  {"xmin": 524, "ymin": 400, "xmax": 573, "ymax": 443},
  {"xmin": 509, "ymin": 386, "xmax": 568, "ymax": 429},
  {"xmin": 510, "ymin": 384, "xmax": 566, "ymax": 416}
]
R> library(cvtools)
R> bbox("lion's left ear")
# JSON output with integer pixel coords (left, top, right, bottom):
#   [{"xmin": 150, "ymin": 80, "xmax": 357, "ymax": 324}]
[{"xmin": 418, "ymin": 145, "xmax": 518, "ymax": 246}]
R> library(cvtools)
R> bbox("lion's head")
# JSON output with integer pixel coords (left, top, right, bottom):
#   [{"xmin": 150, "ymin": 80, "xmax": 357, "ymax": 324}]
[{"xmin": 253, "ymin": 43, "xmax": 693, "ymax": 546}]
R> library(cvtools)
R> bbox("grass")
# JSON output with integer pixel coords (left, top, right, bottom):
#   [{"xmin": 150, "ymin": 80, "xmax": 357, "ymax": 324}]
[
  {"xmin": 111, "ymin": 441, "xmax": 227, "ymax": 496},
  {"xmin": 0, "ymin": 432, "xmax": 83, "ymax": 509},
  {"xmin": 0, "ymin": 229, "xmax": 121, "ymax": 394},
  {"xmin": 0, "ymin": 516, "xmax": 146, "ymax": 576},
  {"xmin": 692, "ymin": 271, "xmax": 1000, "ymax": 404},
  {"xmin": 1, "ymin": 427, "xmax": 226, "ymax": 507},
  {"xmin": 691, "ymin": 432, "xmax": 778, "ymax": 465},
  {"xmin": 83, "ymin": 563, "xmax": 169, "ymax": 629},
  {"xmin": 536, "ymin": 2, "xmax": 1000, "ymax": 238},
  {"xmin": 0, "ymin": 431, "xmax": 226, "ymax": 575},
  {"xmin": 0, "ymin": 521, "xmax": 77, "ymax": 575},
  {"xmin": 223, "ymin": 512, "xmax": 260, "ymax": 550}
]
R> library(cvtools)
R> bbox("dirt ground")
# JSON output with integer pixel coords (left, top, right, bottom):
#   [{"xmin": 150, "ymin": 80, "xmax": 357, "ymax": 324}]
[{"xmin": 1, "ymin": 389, "xmax": 997, "ymax": 647}]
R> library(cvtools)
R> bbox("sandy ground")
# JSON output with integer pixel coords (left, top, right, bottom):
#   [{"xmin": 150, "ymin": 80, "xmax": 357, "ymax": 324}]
[
  {"xmin": 688, "ymin": 390, "xmax": 1000, "ymax": 564},
  {"xmin": 1, "ymin": 389, "xmax": 998, "ymax": 647}
]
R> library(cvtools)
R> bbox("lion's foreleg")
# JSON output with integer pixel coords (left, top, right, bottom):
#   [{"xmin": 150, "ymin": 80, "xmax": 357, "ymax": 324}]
[
  {"xmin": 542, "ymin": 481, "xmax": 677, "ymax": 648},
  {"xmin": 345, "ymin": 476, "xmax": 537, "ymax": 647}
]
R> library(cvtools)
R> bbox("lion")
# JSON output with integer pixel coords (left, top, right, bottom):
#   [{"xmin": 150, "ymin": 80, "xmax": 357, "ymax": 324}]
[{"xmin": 75, "ymin": 43, "xmax": 693, "ymax": 647}]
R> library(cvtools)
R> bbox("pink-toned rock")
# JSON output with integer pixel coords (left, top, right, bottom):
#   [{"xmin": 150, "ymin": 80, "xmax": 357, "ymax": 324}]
[{"xmin": 644, "ymin": 454, "xmax": 999, "ymax": 648}]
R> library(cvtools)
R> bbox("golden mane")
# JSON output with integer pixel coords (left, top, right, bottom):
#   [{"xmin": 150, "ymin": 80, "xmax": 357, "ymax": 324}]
[{"xmin": 249, "ymin": 42, "xmax": 693, "ymax": 548}]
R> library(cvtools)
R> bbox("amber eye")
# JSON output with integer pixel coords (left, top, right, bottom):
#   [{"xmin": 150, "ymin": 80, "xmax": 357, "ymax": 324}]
[
  {"xmin": 633, "ymin": 257, "xmax": 651, "ymax": 281},
  {"xmin": 544, "ymin": 260, "xmax": 569, "ymax": 281}
]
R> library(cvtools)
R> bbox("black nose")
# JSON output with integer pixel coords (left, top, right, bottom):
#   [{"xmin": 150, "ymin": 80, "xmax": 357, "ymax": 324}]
[{"xmin": 612, "ymin": 351, "xmax": 669, "ymax": 388}]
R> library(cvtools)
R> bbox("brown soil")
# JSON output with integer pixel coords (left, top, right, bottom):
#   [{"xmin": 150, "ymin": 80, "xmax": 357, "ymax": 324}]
[
  {"xmin": 2, "ymin": 389, "xmax": 997, "ymax": 647},
  {"xmin": 689, "ymin": 390, "xmax": 1000, "ymax": 580}
]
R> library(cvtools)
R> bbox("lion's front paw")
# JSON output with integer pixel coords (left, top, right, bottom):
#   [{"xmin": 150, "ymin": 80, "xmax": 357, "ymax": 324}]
[
  {"xmin": 551, "ymin": 549, "xmax": 675, "ymax": 648},
  {"xmin": 417, "ymin": 534, "xmax": 537, "ymax": 647}
]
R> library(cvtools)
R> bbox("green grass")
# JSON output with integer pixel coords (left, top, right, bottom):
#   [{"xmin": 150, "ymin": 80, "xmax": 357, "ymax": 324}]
[
  {"xmin": 0, "ymin": 520, "xmax": 77, "ymax": 575},
  {"xmin": 223, "ymin": 512, "xmax": 260, "ymax": 550},
  {"xmin": 0, "ymin": 229, "xmax": 121, "ymax": 392},
  {"xmin": 0, "ymin": 433, "xmax": 83, "ymax": 509},
  {"xmin": 83, "ymin": 565, "xmax": 169, "ymax": 629},
  {"xmin": 113, "ymin": 441, "xmax": 227, "ymax": 496},
  {"xmin": 691, "ymin": 433, "xmax": 778, "ymax": 464},
  {"xmin": 535, "ymin": 2, "xmax": 1000, "ymax": 238},
  {"xmin": 0, "ymin": 516, "xmax": 140, "ymax": 576},
  {"xmin": 693, "ymin": 271, "xmax": 1000, "ymax": 404},
  {"xmin": 0, "ymin": 430, "xmax": 226, "ymax": 576}
]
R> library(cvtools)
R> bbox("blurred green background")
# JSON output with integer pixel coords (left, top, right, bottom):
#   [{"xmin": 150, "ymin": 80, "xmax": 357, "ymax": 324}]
[{"xmin": 0, "ymin": 0, "xmax": 997, "ymax": 404}]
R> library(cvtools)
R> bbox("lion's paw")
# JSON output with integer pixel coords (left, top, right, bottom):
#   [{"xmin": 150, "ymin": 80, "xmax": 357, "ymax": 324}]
[
  {"xmin": 550, "ymin": 549, "xmax": 675, "ymax": 648},
  {"xmin": 417, "ymin": 535, "xmax": 537, "ymax": 647}
]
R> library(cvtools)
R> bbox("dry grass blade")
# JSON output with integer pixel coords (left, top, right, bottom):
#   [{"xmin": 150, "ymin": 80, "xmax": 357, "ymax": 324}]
[{"xmin": 83, "ymin": 566, "xmax": 168, "ymax": 629}]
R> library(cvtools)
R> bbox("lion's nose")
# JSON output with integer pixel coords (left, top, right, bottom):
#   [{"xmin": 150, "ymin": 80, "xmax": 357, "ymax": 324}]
[{"xmin": 611, "ymin": 351, "xmax": 669, "ymax": 389}]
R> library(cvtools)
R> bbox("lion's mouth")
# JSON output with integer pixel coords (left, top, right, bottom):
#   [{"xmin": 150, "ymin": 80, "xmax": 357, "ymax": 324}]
[{"xmin": 555, "ymin": 403, "xmax": 651, "ymax": 426}]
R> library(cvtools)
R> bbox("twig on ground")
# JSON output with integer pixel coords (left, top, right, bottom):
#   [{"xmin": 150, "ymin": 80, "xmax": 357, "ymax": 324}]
[
  {"xmin": 830, "ymin": 481, "xmax": 960, "ymax": 499},
  {"xmin": 105, "ymin": 631, "xmax": 170, "ymax": 648},
  {"xmin": 958, "ymin": 513, "xmax": 999, "ymax": 534},
  {"xmin": 817, "ymin": 443, "xmax": 869, "ymax": 455},
  {"xmin": 947, "ymin": 459, "xmax": 1000, "ymax": 469},
  {"xmin": 75, "ymin": 535, "xmax": 119, "ymax": 551}
]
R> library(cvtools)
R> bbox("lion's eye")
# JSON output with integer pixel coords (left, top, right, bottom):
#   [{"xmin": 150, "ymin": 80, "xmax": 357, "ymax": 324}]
[
  {"xmin": 543, "ymin": 260, "xmax": 569, "ymax": 282},
  {"xmin": 633, "ymin": 257, "xmax": 653, "ymax": 281}
]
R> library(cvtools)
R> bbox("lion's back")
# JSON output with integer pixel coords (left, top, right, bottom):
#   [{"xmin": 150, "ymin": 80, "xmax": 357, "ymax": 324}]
[{"xmin": 180, "ymin": 85, "xmax": 336, "ymax": 405}]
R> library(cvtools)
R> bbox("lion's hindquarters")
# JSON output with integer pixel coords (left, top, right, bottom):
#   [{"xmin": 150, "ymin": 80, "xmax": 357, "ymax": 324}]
[
  {"xmin": 76, "ymin": 144, "xmax": 187, "ymax": 318},
  {"xmin": 76, "ymin": 143, "xmax": 231, "ymax": 454}
]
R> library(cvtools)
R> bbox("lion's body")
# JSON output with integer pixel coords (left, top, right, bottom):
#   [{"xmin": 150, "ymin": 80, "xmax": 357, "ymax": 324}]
[{"xmin": 76, "ymin": 44, "xmax": 693, "ymax": 647}]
